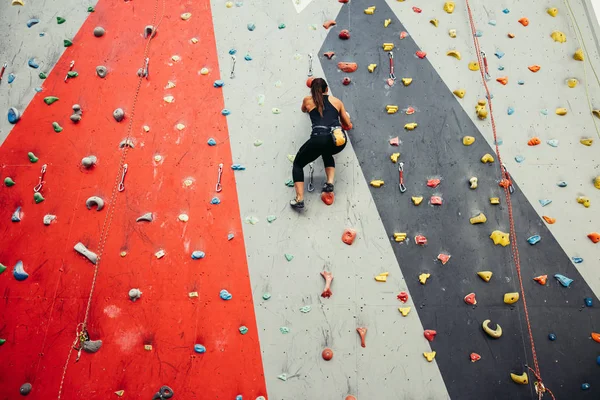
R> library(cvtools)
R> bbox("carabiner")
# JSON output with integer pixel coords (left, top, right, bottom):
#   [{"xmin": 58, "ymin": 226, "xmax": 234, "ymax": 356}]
[
  {"xmin": 33, "ymin": 164, "xmax": 47, "ymax": 193},
  {"xmin": 118, "ymin": 164, "xmax": 128, "ymax": 192},
  {"xmin": 398, "ymin": 162, "xmax": 406, "ymax": 193},
  {"xmin": 307, "ymin": 163, "xmax": 315, "ymax": 192},
  {"xmin": 216, "ymin": 163, "xmax": 223, "ymax": 192}
]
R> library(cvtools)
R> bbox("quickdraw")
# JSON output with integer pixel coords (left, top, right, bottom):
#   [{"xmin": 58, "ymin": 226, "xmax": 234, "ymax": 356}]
[
  {"xmin": 307, "ymin": 163, "xmax": 315, "ymax": 192},
  {"xmin": 398, "ymin": 162, "xmax": 406, "ymax": 193},
  {"xmin": 499, "ymin": 163, "xmax": 514, "ymax": 194},
  {"xmin": 230, "ymin": 55, "xmax": 236, "ymax": 79},
  {"xmin": 33, "ymin": 164, "xmax": 47, "ymax": 193},
  {"xmin": 0, "ymin": 62, "xmax": 6, "ymax": 83},
  {"xmin": 64, "ymin": 60, "xmax": 75, "ymax": 82},
  {"xmin": 72, "ymin": 326, "xmax": 89, "ymax": 363},
  {"xmin": 137, "ymin": 57, "xmax": 150, "ymax": 79},
  {"xmin": 216, "ymin": 163, "xmax": 223, "ymax": 192},
  {"xmin": 388, "ymin": 52, "xmax": 396, "ymax": 86},
  {"xmin": 118, "ymin": 164, "xmax": 128, "ymax": 192},
  {"xmin": 480, "ymin": 51, "xmax": 491, "ymax": 81},
  {"xmin": 308, "ymin": 53, "xmax": 313, "ymax": 77}
]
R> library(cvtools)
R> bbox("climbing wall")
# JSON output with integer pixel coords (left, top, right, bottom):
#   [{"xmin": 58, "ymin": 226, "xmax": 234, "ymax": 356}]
[{"xmin": 2, "ymin": 0, "xmax": 600, "ymax": 398}]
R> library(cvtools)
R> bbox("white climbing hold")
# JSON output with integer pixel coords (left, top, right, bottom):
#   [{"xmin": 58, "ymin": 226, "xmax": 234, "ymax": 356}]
[
  {"xmin": 74, "ymin": 242, "xmax": 98, "ymax": 265},
  {"xmin": 43, "ymin": 214, "xmax": 56, "ymax": 225},
  {"xmin": 86, "ymin": 196, "xmax": 105, "ymax": 211},
  {"xmin": 129, "ymin": 288, "xmax": 142, "ymax": 301}
]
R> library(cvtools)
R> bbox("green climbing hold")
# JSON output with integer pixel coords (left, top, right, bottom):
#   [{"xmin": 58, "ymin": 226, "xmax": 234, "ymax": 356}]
[
  {"xmin": 280, "ymin": 327, "xmax": 290, "ymax": 334},
  {"xmin": 34, "ymin": 192, "xmax": 44, "ymax": 203},
  {"xmin": 52, "ymin": 122, "xmax": 63, "ymax": 132},
  {"xmin": 262, "ymin": 293, "xmax": 271, "ymax": 300},
  {"xmin": 44, "ymin": 96, "xmax": 59, "ymax": 105},
  {"xmin": 4, "ymin": 177, "xmax": 15, "ymax": 187},
  {"xmin": 0, "ymin": 339, "xmax": 5, "ymax": 345},
  {"xmin": 284, "ymin": 179, "xmax": 294, "ymax": 187},
  {"xmin": 284, "ymin": 254, "xmax": 293, "ymax": 261},
  {"xmin": 67, "ymin": 71, "xmax": 78, "ymax": 78},
  {"xmin": 267, "ymin": 215, "xmax": 277, "ymax": 223},
  {"xmin": 87, "ymin": 6, "xmax": 95, "ymax": 12},
  {"xmin": 39, "ymin": 72, "xmax": 47, "ymax": 79},
  {"xmin": 64, "ymin": 39, "xmax": 73, "ymax": 47},
  {"xmin": 28, "ymin": 152, "xmax": 39, "ymax": 163},
  {"xmin": 278, "ymin": 23, "xmax": 286, "ymax": 29},
  {"xmin": 0, "ymin": 263, "xmax": 6, "ymax": 273},
  {"xmin": 300, "ymin": 305, "xmax": 311, "ymax": 313},
  {"xmin": 57, "ymin": 16, "xmax": 66, "ymax": 24},
  {"xmin": 239, "ymin": 326, "xmax": 248, "ymax": 335}
]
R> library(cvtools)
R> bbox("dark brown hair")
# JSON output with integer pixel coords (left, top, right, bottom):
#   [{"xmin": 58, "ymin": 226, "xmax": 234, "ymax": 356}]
[{"xmin": 310, "ymin": 78, "xmax": 328, "ymax": 117}]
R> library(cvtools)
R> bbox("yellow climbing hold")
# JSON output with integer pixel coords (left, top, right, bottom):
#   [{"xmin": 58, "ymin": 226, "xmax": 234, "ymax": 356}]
[
  {"xmin": 430, "ymin": 19, "xmax": 439, "ymax": 27},
  {"xmin": 191, "ymin": 37, "xmax": 199, "ymax": 44},
  {"xmin": 386, "ymin": 105, "xmax": 399, "ymax": 114},
  {"xmin": 574, "ymin": 48, "xmax": 584, "ymax": 61},
  {"xmin": 115, "ymin": 390, "xmax": 125, "ymax": 397},
  {"xmin": 551, "ymin": 30, "xmax": 567, "ymax": 43},
  {"xmin": 556, "ymin": 108, "xmax": 567, "ymax": 115},
  {"xmin": 504, "ymin": 292, "xmax": 520, "ymax": 304},
  {"xmin": 383, "ymin": 43, "xmax": 394, "ymax": 51},
  {"xmin": 144, "ymin": 344, "xmax": 153, "ymax": 351},
  {"xmin": 580, "ymin": 138, "xmax": 593, "ymax": 146},
  {"xmin": 594, "ymin": 176, "xmax": 600, "ymax": 189},
  {"xmin": 368, "ymin": 64, "xmax": 377, "ymax": 73},
  {"xmin": 511, "ymin": 372, "xmax": 529, "ymax": 385},
  {"xmin": 477, "ymin": 271, "xmax": 493, "ymax": 282},
  {"xmin": 470, "ymin": 213, "xmax": 487, "ymax": 224},
  {"xmin": 390, "ymin": 153, "xmax": 400, "ymax": 163},
  {"xmin": 164, "ymin": 95, "xmax": 175, "ymax": 103},
  {"xmin": 374, "ymin": 272, "xmax": 389, "ymax": 282},
  {"xmin": 176, "ymin": 123, "xmax": 186, "ymax": 131},
  {"xmin": 404, "ymin": 123, "xmax": 417, "ymax": 130},
  {"xmin": 394, "ymin": 232, "xmax": 407, "ymax": 242},
  {"xmin": 482, "ymin": 319, "xmax": 502, "ymax": 338},
  {"xmin": 419, "ymin": 273, "xmax": 431, "ymax": 284},
  {"xmin": 446, "ymin": 50, "xmax": 461, "ymax": 60},
  {"xmin": 412, "ymin": 196, "xmax": 424, "ymax": 205},
  {"xmin": 200, "ymin": 67, "xmax": 209, "ymax": 75},
  {"xmin": 547, "ymin": 7, "xmax": 558, "ymax": 17},
  {"xmin": 384, "ymin": 19, "xmax": 391, "ymax": 28},
  {"xmin": 490, "ymin": 197, "xmax": 500, "ymax": 205},
  {"xmin": 462, "ymin": 136, "xmax": 475, "ymax": 145},
  {"xmin": 481, "ymin": 153, "xmax": 494, "ymax": 163},
  {"xmin": 490, "ymin": 230, "xmax": 510, "ymax": 246},
  {"xmin": 402, "ymin": 78, "xmax": 413, "ymax": 86},
  {"xmin": 449, "ymin": 29, "xmax": 457, "ymax": 38},
  {"xmin": 577, "ymin": 196, "xmax": 591, "ymax": 208},
  {"xmin": 143, "ymin": 125, "xmax": 151, "ymax": 132},
  {"xmin": 120, "ymin": 251, "xmax": 127, "ymax": 257},
  {"xmin": 225, "ymin": 1, "xmax": 233, "ymax": 7},
  {"xmin": 567, "ymin": 78, "xmax": 578, "ymax": 88},
  {"xmin": 443, "ymin": 1, "xmax": 455, "ymax": 13},
  {"xmin": 171, "ymin": 55, "xmax": 181, "ymax": 62},
  {"xmin": 11, "ymin": 0, "xmax": 24, "ymax": 5},
  {"xmin": 364, "ymin": 6, "xmax": 376, "ymax": 14},
  {"xmin": 423, "ymin": 351, "xmax": 436, "ymax": 362},
  {"xmin": 371, "ymin": 180, "xmax": 385, "ymax": 188},
  {"xmin": 468, "ymin": 61, "xmax": 480, "ymax": 71},
  {"xmin": 476, "ymin": 99, "xmax": 488, "ymax": 119},
  {"xmin": 453, "ymin": 89, "xmax": 466, "ymax": 99},
  {"xmin": 181, "ymin": 12, "xmax": 192, "ymax": 20},
  {"xmin": 594, "ymin": 110, "xmax": 600, "ymax": 119},
  {"xmin": 469, "ymin": 177, "xmax": 478, "ymax": 189},
  {"xmin": 398, "ymin": 307, "xmax": 411, "ymax": 316}
]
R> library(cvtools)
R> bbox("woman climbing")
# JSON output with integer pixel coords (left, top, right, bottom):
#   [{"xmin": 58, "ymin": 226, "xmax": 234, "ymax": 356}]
[{"xmin": 290, "ymin": 78, "xmax": 352, "ymax": 209}]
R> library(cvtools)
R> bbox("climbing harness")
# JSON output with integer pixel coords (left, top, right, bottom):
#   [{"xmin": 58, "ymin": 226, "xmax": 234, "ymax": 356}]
[
  {"xmin": 480, "ymin": 51, "xmax": 491, "ymax": 81},
  {"xmin": 0, "ymin": 62, "xmax": 6, "ymax": 83},
  {"xmin": 308, "ymin": 53, "xmax": 313, "ymax": 77},
  {"xmin": 64, "ymin": 60, "xmax": 75, "ymax": 82},
  {"xmin": 216, "ymin": 163, "xmax": 223, "ymax": 192},
  {"xmin": 398, "ymin": 162, "xmax": 406, "ymax": 193},
  {"xmin": 137, "ymin": 58, "xmax": 150, "ymax": 79},
  {"xmin": 33, "ymin": 164, "xmax": 47, "ymax": 193},
  {"xmin": 117, "ymin": 164, "xmax": 128, "ymax": 192},
  {"xmin": 307, "ymin": 163, "xmax": 314, "ymax": 192},
  {"xmin": 152, "ymin": 386, "xmax": 174, "ymax": 400},
  {"xmin": 388, "ymin": 52, "xmax": 396, "ymax": 83},
  {"xmin": 230, "ymin": 55, "xmax": 236, "ymax": 79}
]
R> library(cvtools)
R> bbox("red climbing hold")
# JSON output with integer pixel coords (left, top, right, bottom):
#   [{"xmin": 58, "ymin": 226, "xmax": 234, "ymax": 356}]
[
  {"xmin": 339, "ymin": 0, "xmax": 349, "ymax": 3},
  {"xmin": 342, "ymin": 228, "xmax": 357, "ymax": 245},
  {"xmin": 400, "ymin": 31, "xmax": 408, "ymax": 39},
  {"xmin": 345, "ymin": 397, "xmax": 357, "ymax": 400},
  {"xmin": 592, "ymin": 332, "xmax": 600, "ymax": 343},
  {"xmin": 339, "ymin": 29, "xmax": 350, "ymax": 40},
  {"xmin": 356, "ymin": 327, "xmax": 367, "ymax": 348},
  {"xmin": 406, "ymin": 106, "xmax": 415, "ymax": 115},
  {"xmin": 322, "ymin": 348, "xmax": 334, "ymax": 360},
  {"xmin": 321, "ymin": 271, "xmax": 333, "ymax": 298},
  {"xmin": 323, "ymin": 20, "xmax": 336, "ymax": 30},
  {"xmin": 321, "ymin": 192, "xmax": 334, "ymax": 205},
  {"xmin": 324, "ymin": 51, "xmax": 335, "ymax": 60},
  {"xmin": 427, "ymin": 179, "xmax": 441, "ymax": 188},
  {"xmin": 306, "ymin": 77, "xmax": 315, "ymax": 88},
  {"xmin": 416, "ymin": 51, "xmax": 427, "ymax": 59},
  {"xmin": 338, "ymin": 62, "xmax": 358, "ymax": 73},
  {"xmin": 415, "ymin": 235, "xmax": 427, "ymax": 245},
  {"xmin": 424, "ymin": 330, "xmax": 437, "ymax": 342},
  {"xmin": 437, "ymin": 253, "xmax": 451, "ymax": 265},
  {"xmin": 430, "ymin": 196, "xmax": 443, "ymax": 205},
  {"xmin": 464, "ymin": 293, "xmax": 477, "ymax": 305},
  {"xmin": 389, "ymin": 137, "xmax": 399, "ymax": 146},
  {"xmin": 412, "ymin": 6, "xmax": 422, "ymax": 13},
  {"xmin": 588, "ymin": 232, "xmax": 600, "ymax": 243},
  {"xmin": 397, "ymin": 292, "xmax": 409, "ymax": 303},
  {"xmin": 470, "ymin": 352, "xmax": 482, "ymax": 362},
  {"xmin": 533, "ymin": 275, "xmax": 547, "ymax": 285},
  {"xmin": 342, "ymin": 77, "xmax": 351, "ymax": 85}
]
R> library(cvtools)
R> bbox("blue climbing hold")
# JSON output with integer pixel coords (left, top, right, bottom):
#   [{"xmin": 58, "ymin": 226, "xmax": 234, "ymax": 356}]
[
  {"xmin": 8, "ymin": 107, "xmax": 20, "ymax": 124},
  {"xmin": 548, "ymin": 333, "xmax": 556, "ymax": 341},
  {"xmin": 211, "ymin": 197, "xmax": 221, "ymax": 205},
  {"xmin": 475, "ymin": 30, "xmax": 483, "ymax": 37},
  {"xmin": 213, "ymin": 80, "xmax": 224, "ymax": 88},
  {"xmin": 13, "ymin": 261, "xmax": 28, "ymax": 281},
  {"xmin": 227, "ymin": 233, "xmax": 234, "ymax": 241},
  {"xmin": 502, "ymin": 8, "xmax": 510, "ymax": 14},
  {"xmin": 236, "ymin": 396, "xmax": 243, "ymax": 400},
  {"xmin": 486, "ymin": 93, "xmax": 494, "ymax": 100},
  {"xmin": 39, "ymin": 32, "xmax": 45, "ymax": 37},
  {"xmin": 572, "ymin": 257, "xmax": 583, "ymax": 263},
  {"xmin": 11, "ymin": 207, "xmax": 21, "ymax": 222},
  {"xmin": 539, "ymin": 199, "xmax": 552, "ymax": 207},
  {"xmin": 518, "ymin": 80, "xmax": 525, "ymax": 85},
  {"xmin": 494, "ymin": 50, "xmax": 504, "ymax": 58},
  {"xmin": 191, "ymin": 250, "xmax": 205, "ymax": 260},
  {"xmin": 515, "ymin": 155, "xmax": 525, "ymax": 163},
  {"xmin": 194, "ymin": 344, "xmax": 206, "ymax": 353},
  {"xmin": 540, "ymin": 109, "xmax": 548, "ymax": 115},
  {"xmin": 547, "ymin": 139, "xmax": 559, "ymax": 147},
  {"xmin": 507, "ymin": 107, "xmax": 514, "ymax": 115},
  {"xmin": 498, "ymin": 65, "xmax": 504, "ymax": 71},
  {"xmin": 489, "ymin": 20, "xmax": 497, "ymax": 26},
  {"xmin": 557, "ymin": 181, "xmax": 567, "ymax": 187},
  {"xmin": 207, "ymin": 138, "xmax": 216, "ymax": 146},
  {"xmin": 34, "ymin": 87, "xmax": 42, "ymax": 93},
  {"xmin": 244, "ymin": 54, "xmax": 252, "ymax": 61},
  {"xmin": 582, "ymin": 383, "xmax": 590, "ymax": 390},
  {"xmin": 585, "ymin": 297, "xmax": 593, "ymax": 307},
  {"xmin": 494, "ymin": 138, "xmax": 503, "ymax": 145},
  {"xmin": 27, "ymin": 18, "xmax": 39, "ymax": 28},
  {"xmin": 236, "ymin": 1, "xmax": 243, "ymax": 6},
  {"xmin": 7, "ymin": 74, "xmax": 15, "ymax": 84},
  {"xmin": 28, "ymin": 58, "xmax": 39, "ymax": 69},
  {"xmin": 554, "ymin": 274, "xmax": 573, "ymax": 287},
  {"xmin": 229, "ymin": 48, "xmax": 237, "ymax": 55},
  {"xmin": 247, "ymin": 23, "xmax": 256, "ymax": 31},
  {"xmin": 221, "ymin": 109, "xmax": 231, "ymax": 116},
  {"xmin": 231, "ymin": 164, "xmax": 246, "ymax": 170},
  {"xmin": 220, "ymin": 289, "xmax": 232, "ymax": 300},
  {"xmin": 597, "ymin": 356, "xmax": 600, "ymax": 366},
  {"xmin": 527, "ymin": 235, "xmax": 541, "ymax": 245}
]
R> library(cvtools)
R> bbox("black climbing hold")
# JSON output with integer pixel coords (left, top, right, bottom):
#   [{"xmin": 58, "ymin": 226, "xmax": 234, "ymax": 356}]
[
  {"xmin": 113, "ymin": 108, "xmax": 125, "ymax": 122},
  {"xmin": 20, "ymin": 383, "xmax": 32, "ymax": 396},
  {"xmin": 152, "ymin": 386, "xmax": 174, "ymax": 400}
]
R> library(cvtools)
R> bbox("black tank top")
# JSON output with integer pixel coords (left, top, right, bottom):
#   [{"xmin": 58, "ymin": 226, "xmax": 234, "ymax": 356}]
[{"xmin": 309, "ymin": 95, "xmax": 340, "ymax": 132}]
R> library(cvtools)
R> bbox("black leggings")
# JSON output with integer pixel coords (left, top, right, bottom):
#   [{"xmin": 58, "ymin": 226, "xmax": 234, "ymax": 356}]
[{"xmin": 292, "ymin": 134, "xmax": 346, "ymax": 182}]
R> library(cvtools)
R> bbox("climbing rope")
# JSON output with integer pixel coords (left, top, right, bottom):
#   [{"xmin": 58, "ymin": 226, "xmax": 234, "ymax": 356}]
[
  {"xmin": 463, "ymin": 1, "xmax": 555, "ymax": 399},
  {"xmin": 56, "ymin": 0, "xmax": 166, "ymax": 397}
]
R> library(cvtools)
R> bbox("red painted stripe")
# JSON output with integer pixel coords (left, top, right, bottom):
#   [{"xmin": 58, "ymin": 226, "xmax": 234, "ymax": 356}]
[{"xmin": 0, "ymin": 1, "xmax": 267, "ymax": 398}]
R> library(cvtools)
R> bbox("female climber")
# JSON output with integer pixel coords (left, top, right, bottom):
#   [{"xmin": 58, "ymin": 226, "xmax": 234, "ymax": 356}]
[{"xmin": 290, "ymin": 78, "xmax": 352, "ymax": 209}]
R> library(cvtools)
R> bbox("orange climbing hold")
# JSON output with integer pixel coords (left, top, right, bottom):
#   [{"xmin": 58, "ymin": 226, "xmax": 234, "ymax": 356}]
[
  {"xmin": 324, "ymin": 51, "xmax": 335, "ymax": 60},
  {"xmin": 321, "ymin": 192, "xmax": 334, "ymax": 205},
  {"xmin": 542, "ymin": 216, "xmax": 556, "ymax": 224},
  {"xmin": 427, "ymin": 179, "xmax": 441, "ymax": 188},
  {"xmin": 533, "ymin": 275, "xmax": 547, "ymax": 285},
  {"xmin": 464, "ymin": 292, "xmax": 477, "ymax": 305},
  {"xmin": 588, "ymin": 232, "xmax": 600, "ymax": 243},
  {"xmin": 496, "ymin": 76, "xmax": 508, "ymax": 85},
  {"xmin": 592, "ymin": 332, "xmax": 600, "ymax": 343},
  {"xmin": 306, "ymin": 77, "xmax": 314, "ymax": 88},
  {"xmin": 437, "ymin": 253, "xmax": 451, "ymax": 265},
  {"xmin": 518, "ymin": 17, "xmax": 529, "ymax": 26},
  {"xmin": 507, "ymin": 33, "xmax": 515, "ymax": 38},
  {"xmin": 338, "ymin": 62, "xmax": 358, "ymax": 73},
  {"xmin": 357, "ymin": 327, "xmax": 367, "ymax": 348},
  {"xmin": 323, "ymin": 20, "xmax": 336, "ymax": 29},
  {"xmin": 528, "ymin": 65, "xmax": 541, "ymax": 72},
  {"xmin": 528, "ymin": 137, "xmax": 541, "ymax": 146},
  {"xmin": 342, "ymin": 229, "xmax": 357, "ymax": 245}
]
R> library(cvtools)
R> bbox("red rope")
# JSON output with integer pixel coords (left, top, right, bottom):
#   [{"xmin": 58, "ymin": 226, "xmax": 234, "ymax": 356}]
[{"xmin": 463, "ymin": 1, "xmax": 554, "ymax": 398}]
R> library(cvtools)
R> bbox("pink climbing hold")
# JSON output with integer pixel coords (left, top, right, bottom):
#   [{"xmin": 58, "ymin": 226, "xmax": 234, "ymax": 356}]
[
  {"xmin": 470, "ymin": 352, "xmax": 481, "ymax": 362},
  {"xmin": 342, "ymin": 228, "xmax": 357, "ymax": 245},
  {"xmin": 427, "ymin": 179, "xmax": 441, "ymax": 188},
  {"xmin": 400, "ymin": 31, "xmax": 408, "ymax": 39},
  {"xmin": 342, "ymin": 77, "xmax": 351, "ymax": 85},
  {"xmin": 437, "ymin": 253, "xmax": 451, "ymax": 265},
  {"xmin": 389, "ymin": 137, "xmax": 399, "ymax": 146},
  {"xmin": 430, "ymin": 196, "xmax": 443, "ymax": 205},
  {"xmin": 397, "ymin": 291, "xmax": 409, "ymax": 303},
  {"xmin": 416, "ymin": 51, "xmax": 427, "ymax": 59},
  {"xmin": 405, "ymin": 106, "xmax": 415, "ymax": 115},
  {"xmin": 339, "ymin": 30, "xmax": 350, "ymax": 40},
  {"xmin": 415, "ymin": 235, "xmax": 427, "ymax": 245},
  {"xmin": 321, "ymin": 271, "xmax": 333, "ymax": 298},
  {"xmin": 412, "ymin": 6, "xmax": 422, "ymax": 13}
]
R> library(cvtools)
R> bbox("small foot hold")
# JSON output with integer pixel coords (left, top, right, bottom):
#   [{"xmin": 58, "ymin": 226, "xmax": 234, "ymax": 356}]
[
  {"xmin": 321, "ymin": 271, "xmax": 333, "ymax": 298},
  {"xmin": 503, "ymin": 292, "xmax": 519, "ymax": 304},
  {"xmin": 8, "ymin": 107, "xmax": 20, "ymax": 124},
  {"xmin": 423, "ymin": 351, "xmax": 436, "ymax": 362},
  {"xmin": 113, "ymin": 108, "xmax": 125, "ymax": 122},
  {"xmin": 533, "ymin": 275, "xmax": 547, "ymax": 285},
  {"xmin": 477, "ymin": 271, "xmax": 492, "ymax": 282},
  {"xmin": 321, "ymin": 192, "xmax": 334, "ymax": 205},
  {"xmin": 554, "ymin": 274, "xmax": 573, "ymax": 287},
  {"xmin": 34, "ymin": 193, "xmax": 44, "ymax": 203},
  {"xmin": 43, "ymin": 214, "xmax": 56, "ymax": 225},
  {"xmin": 339, "ymin": 30, "xmax": 350, "ymax": 40},
  {"xmin": 464, "ymin": 293, "xmax": 477, "ymax": 305},
  {"xmin": 81, "ymin": 155, "xmax": 97, "ymax": 168},
  {"xmin": 374, "ymin": 272, "xmax": 389, "ymax": 282},
  {"xmin": 470, "ymin": 353, "xmax": 481, "ymax": 362},
  {"xmin": 129, "ymin": 288, "xmax": 142, "ymax": 301},
  {"xmin": 418, "ymin": 273, "xmax": 430, "ymax": 284},
  {"xmin": 20, "ymin": 383, "xmax": 32, "ymax": 395},
  {"xmin": 424, "ymin": 330, "xmax": 437, "ymax": 342},
  {"xmin": 356, "ymin": 327, "xmax": 367, "ymax": 347},
  {"xmin": 28, "ymin": 152, "xmax": 39, "ymax": 163},
  {"xmin": 469, "ymin": 212, "xmax": 486, "ymax": 224},
  {"xmin": 397, "ymin": 292, "xmax": 409, "ymax": 303},
  {"xmin": 398, "ymin": 307, "xmax": 411, "ymax": 316}
]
